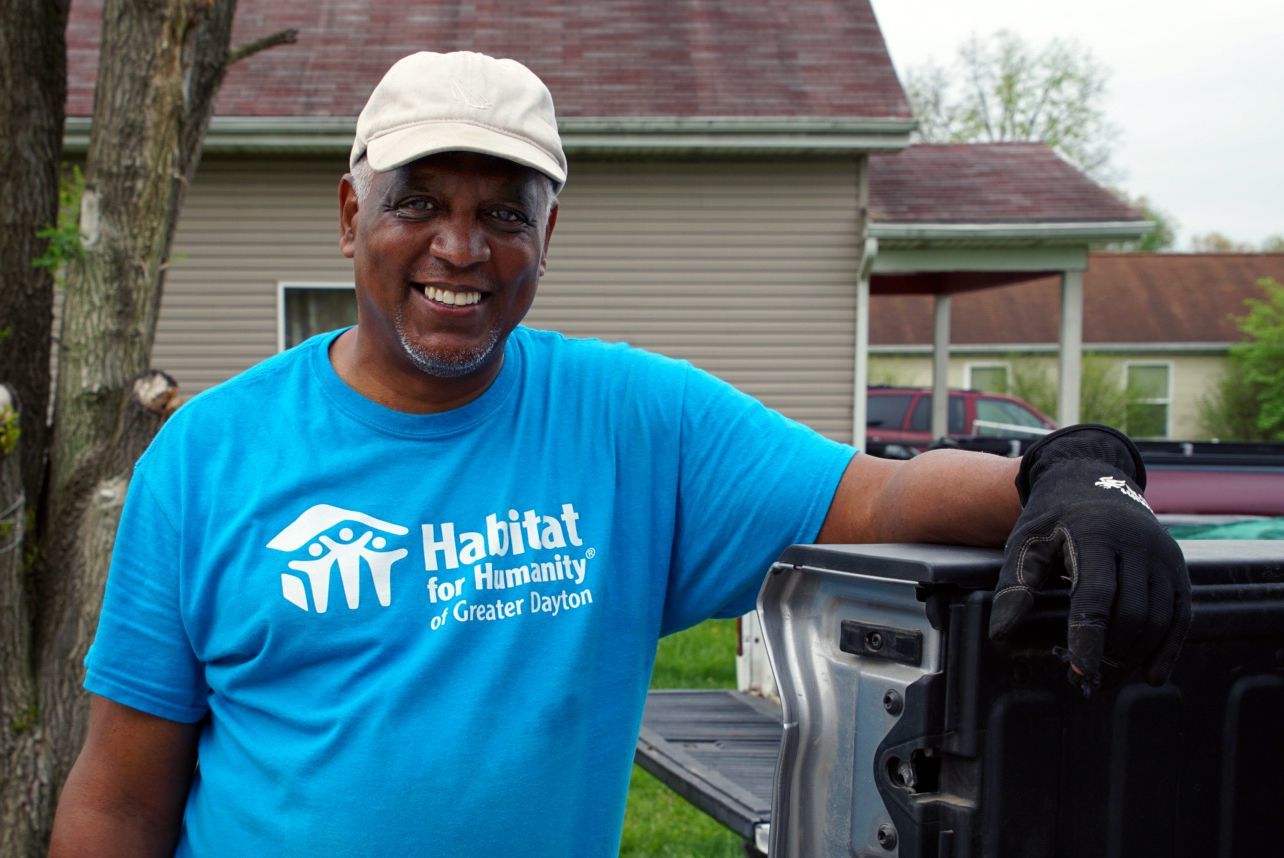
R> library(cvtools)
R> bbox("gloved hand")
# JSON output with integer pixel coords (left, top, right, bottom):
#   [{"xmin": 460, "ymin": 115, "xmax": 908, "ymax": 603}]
[{"xmin": 988, "ymin": 424, "xmax": 1191, "ymax": 695}]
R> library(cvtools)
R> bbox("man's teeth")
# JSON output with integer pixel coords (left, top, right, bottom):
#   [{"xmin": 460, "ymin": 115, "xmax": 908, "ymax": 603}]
[{"xmin": 424, "ymin": 286, "xmax": 481, "ymax": 306}]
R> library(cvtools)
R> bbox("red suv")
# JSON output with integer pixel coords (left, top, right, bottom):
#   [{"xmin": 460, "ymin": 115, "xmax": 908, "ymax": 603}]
[{"xmin": 866, "ymin": 386, "xmax": 1055, "ymax": 446}]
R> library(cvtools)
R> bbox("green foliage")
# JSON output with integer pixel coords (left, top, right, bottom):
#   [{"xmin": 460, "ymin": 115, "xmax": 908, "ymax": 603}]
[
  {"xmin": 1008, "ymin": 355, "xmax": 1057, "ymax": 417},
  {"xmin": 1229, "ymin": 278, "xmax": 1284, "ymax": 439},
  {"xmin": 1186, "ymin": 233, "xmax": 1284, "ymax": 253},
  {"xmin": 11, "ymin": 704, "xmax": 39, "ymax": 735},
  {"xmin": 1007, "ymin": 353, "xmax": 1128, "ymax": 427},
  {"xmin": 31, "ymin": 164, "xmax": 87, "ymax": 280},
  {"xmin": 1082, "ymin": 355, "xmax": 1129, "ymax": 428},
  {"xmin": 622, "ymin": 620, "xmax": 742, "ymax": 855},
  {"xmin": 621, "ymin": 767, "xmax": 743, "ymax": 857},
  {"xmin": 0, "ymin": 404, "xmax": 19, "ymax": 456},
  {"xmin": 1104, "ymin": 192, "xmax": 1179, "ymax": 252},
  {"xmin": 867, "ymin": 358, "xmax": 917, "ymax": 388},
  {"xmin": 650, "ymin": 618, "xmax": 737, "ymax": 689},
  {"xmin": 1197, "ymin": 367, "xmax": 1272, "ymax": 441},
  {"xmin": 1189, "ymin": 231, "xmax": 1255, "ymax": 253},
  {"xmin": 905, "ymin": 30, "xmax": 1117, "ymax": 182},
  {"xmin": 1196, "ymin": 279, "xmax": 1284, "ymax": 441}
]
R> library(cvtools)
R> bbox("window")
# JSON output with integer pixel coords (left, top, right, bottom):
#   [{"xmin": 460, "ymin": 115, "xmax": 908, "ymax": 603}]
[
  {"xmin": 908, "ymin": 395, "xmax": 965, "ymax": 435},
  {"xmin": 974, "ymin": 397, "xmax": 1049, "ymax": 436},
  {"xmin": 967, "ymin": 363, "xmax": 1010, "ymax": 394},
  {"xmin": 279, "ymin": 283, "xmax": 358, "ymax": 351},
  {"xmin": 1125, "ymin": 363, "xmax": 1171, "ymax": 438},
  {"xmin": 866, "ymin": 393, "xmax": 913, "ymax": 429}
]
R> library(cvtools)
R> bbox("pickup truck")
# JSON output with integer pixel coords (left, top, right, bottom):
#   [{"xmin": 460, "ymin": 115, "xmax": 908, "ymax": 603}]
[
  {"xmin": 635, "ymin": 440, "xmax": 1284, "ymax": 856},
  {"xmin": 872, "ymin": 437, "xmax": 1284, "ymax": 520}
]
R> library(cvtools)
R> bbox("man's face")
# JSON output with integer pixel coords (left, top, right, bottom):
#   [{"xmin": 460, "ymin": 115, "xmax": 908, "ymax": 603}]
[{"xmin": 339, "ymin": 151, "xmax": 557, "ymax": 385}]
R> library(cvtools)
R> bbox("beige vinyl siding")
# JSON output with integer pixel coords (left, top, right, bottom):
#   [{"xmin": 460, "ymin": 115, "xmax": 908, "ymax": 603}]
[
  {"xmin": 156, "ymin": 157, "xmax": 353, "ymax": 389},
  {"xmin": 158, "ymin": 155, "xmax": 862, "ymax": 442}
]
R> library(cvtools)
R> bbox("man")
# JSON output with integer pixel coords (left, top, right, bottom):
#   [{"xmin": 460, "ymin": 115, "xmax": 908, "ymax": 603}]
[{"xmin": 50, "ymin": 52, "xmax": 1187, "ymax": 856}]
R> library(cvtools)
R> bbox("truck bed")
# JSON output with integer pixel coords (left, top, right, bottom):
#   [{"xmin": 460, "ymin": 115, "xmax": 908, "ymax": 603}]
[
  {"xmin": 635, "ymin": 689, "xmax": 781, "ymax": 854},
  {"xmin": 641, "ymin": 541, "xmax": 1284, "ymax": 857}
]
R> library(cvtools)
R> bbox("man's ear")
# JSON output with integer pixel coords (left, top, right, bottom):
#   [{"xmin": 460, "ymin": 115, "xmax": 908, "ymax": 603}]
[
  {"xmin": 538, "ymin": 203, "xmax": 559, "ymax": 277},
  {"xmin": 339, "ymin": 175, "xmax": 360, "ymax": 258}
]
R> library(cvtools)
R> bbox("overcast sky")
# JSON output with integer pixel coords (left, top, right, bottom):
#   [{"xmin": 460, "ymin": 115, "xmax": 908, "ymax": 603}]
[{"xmin": 869, "ymin": 0, "xmax": 1284, "ymax": 250}]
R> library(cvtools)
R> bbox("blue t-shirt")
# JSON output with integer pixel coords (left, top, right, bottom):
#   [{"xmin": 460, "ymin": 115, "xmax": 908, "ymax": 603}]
[{"xmin": 86, "ymin": 326, "xmax": 854, "ymax": 856}]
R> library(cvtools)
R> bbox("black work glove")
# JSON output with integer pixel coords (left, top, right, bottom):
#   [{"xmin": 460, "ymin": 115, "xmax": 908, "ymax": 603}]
[{"xmin": 988, "ymin": 424, "xmax": 1191, "ymax": 695}]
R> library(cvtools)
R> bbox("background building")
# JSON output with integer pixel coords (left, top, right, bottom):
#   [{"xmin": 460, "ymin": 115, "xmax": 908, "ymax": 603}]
[
  {"xmin": 871, "ymin": 253, "xmax": 1284, "ymax": 438},
  {"xmin": 66, "ymin": 0, "xmax": 1154, "ymax": 443}
]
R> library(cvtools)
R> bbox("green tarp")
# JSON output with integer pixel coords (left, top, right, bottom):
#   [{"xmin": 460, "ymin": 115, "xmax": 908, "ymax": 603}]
[{"xmin": 1167, "ymin": 517, "xmax": 1284, "ymax": 541}]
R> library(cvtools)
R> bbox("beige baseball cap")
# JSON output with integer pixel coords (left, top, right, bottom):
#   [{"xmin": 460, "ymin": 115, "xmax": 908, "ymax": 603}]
[{"xmin": 350, "ymin": 51, "xmax": 567, "ymax": 191}]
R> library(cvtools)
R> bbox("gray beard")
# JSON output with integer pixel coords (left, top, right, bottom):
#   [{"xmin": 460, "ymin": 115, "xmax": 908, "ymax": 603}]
[{"xmin": 393, "ymin": 308, "xmax": 501, "ymax": 379}]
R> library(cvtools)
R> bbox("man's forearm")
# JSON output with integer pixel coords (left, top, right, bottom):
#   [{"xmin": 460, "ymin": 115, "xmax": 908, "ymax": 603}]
[
  {"xmin": 881, "ymin": 448, "xmax": 1022, "ymax": 545},
  {"xmin": 820, "ymin": 448, "xmax": 1022, "ymax": 546}
]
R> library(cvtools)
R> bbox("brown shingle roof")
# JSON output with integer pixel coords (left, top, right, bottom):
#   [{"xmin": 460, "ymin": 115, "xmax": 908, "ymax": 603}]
[
  {"xmin": 67, "ymin": 0, "xmax": 910, "ymax": 122},
  {"xmin": 869, "ymin": 144, "xmax": 1140, "ymax": 225},
  {"xmin": 872, "ymin": 253, "xmax": 1284, "ymax": 346}
]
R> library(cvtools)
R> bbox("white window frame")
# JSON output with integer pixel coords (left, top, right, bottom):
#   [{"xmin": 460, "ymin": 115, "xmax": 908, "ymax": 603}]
[
  {"xmin": 1123, "ymin": 360, "xmax": 1173, "ymax": 438},
  {"xmin": 965, "ymin": 361, "xmax": 1011, "ymax": 393},
  {"xmin": 277, "ymin": 281, "xmax": 356, "ymax": 353}
]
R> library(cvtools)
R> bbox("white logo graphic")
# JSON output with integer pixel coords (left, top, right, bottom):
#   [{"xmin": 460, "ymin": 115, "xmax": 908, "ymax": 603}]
[
  {"xmin": 267, "ymin": 505, "xmax": 409, "ymax": 613},
  {"xmin": 1094, "ymin": 476, "xmax": 1152, "ymax": 511}
]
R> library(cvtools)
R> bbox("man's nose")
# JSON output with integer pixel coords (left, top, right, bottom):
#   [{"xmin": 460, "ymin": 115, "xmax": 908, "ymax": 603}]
[{"xmin": 430, "ymin": 214, "xmax": 490, "ymax": 267}]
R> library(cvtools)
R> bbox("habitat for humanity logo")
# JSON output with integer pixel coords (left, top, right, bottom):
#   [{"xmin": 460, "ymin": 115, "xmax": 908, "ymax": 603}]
[{"xmin": 267, "ymin": 504, "xmax": 409, "ymax": 614}]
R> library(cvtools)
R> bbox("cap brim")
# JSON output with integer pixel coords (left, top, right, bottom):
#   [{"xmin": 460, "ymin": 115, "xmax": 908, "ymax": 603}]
[{"xmin": 363, "ymin": 121, "xmax": 566, "ymax": 188}]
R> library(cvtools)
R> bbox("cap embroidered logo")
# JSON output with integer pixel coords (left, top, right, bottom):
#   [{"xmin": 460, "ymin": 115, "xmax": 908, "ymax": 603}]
[{"xmin": 449, "ymin": 76, "xmax": 494, "ymax": 110}]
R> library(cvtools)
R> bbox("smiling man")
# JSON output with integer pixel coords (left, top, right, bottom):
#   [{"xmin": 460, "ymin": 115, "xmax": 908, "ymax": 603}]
[
  {"xmin": 333, "ymin": 150, "xmax": 556, "ymax": 411},
  {"xmin": 50, "ymin": 52, "xmax": 1189, "ymax": 856}
]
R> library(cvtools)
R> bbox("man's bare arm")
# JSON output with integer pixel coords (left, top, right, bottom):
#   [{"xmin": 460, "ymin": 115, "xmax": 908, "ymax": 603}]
[
  {"xmin": 818, "ymin": 449, "xmax": 1022, "ymax": 547},
  {"xmin": 50, "ymin": 695, "xmax": 199, "ymax": 858}
]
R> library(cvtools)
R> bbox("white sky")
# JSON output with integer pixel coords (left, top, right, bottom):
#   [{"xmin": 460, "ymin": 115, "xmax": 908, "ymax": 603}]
[{"xmin": 869, "ymin": 0, "xmax": 1284, "ymax": 249}]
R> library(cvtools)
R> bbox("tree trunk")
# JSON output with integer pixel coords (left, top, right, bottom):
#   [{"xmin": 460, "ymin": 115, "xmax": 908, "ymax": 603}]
[
  {"xmin": 0, "ymin": 1, "xmax": 297, "ymax": 849},
  {"xmin": 0, "ymin": 390, "xmax": 52, "ymax": 858},
  {"xmin": 0, "ymin": 0, "xmax": 68, "ymax": 519},
  {"xmin": 24, "ymin": 0, "xmax": 238, "ymax": 850},
  {"xmin": 0, "ymin": 0, "xmax": 67, "ymax": 852}
]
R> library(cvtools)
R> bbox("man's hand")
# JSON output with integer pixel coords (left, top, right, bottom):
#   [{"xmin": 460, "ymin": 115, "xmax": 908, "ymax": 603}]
[{"xmin": 988, "ymin": 425, "xmax": 1191, "ymax": 695}]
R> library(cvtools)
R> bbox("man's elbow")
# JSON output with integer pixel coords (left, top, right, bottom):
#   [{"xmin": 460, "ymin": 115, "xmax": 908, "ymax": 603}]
[
  {"xmin": 49, "ymin": 696, "xmax": 198, "ymax": 857},
  {"xmin": 50, "ymin": 757, "xmax": 179, "ymax": 858}
]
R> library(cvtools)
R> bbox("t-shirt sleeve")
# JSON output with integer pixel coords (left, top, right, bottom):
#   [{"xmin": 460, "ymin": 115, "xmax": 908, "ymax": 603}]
[
  {"xmin": 660, "ymin": 363, "xmax": 856, "ymax": 635},
  {"xmin": 84, "ymin": 453, "xmax": 208, "ymax": 723}
]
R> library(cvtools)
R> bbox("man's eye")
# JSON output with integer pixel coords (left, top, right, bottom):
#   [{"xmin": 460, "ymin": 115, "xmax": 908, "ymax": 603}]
[
  {"xmin": 393, "ymin": 198, "xmax": 434, "ymax": 214},
  {"xmin": 488, "ymin": 208, "xmax": 532, "ymax": 226}
]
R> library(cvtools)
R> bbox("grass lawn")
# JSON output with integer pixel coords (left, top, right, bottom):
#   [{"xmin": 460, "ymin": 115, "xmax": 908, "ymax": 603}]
[{"xmin": 618, "ymin": 618, "xmax": 746, "ymax": 857}]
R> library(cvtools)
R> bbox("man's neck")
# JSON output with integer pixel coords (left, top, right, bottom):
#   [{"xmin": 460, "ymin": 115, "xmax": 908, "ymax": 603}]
[{"xmin": 327, "ymin": 328, "xmax": 504, "ymax": 414}]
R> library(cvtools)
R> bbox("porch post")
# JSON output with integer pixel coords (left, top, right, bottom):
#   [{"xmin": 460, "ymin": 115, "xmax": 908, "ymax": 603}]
[
  {"xmin": 932, "ymin": 293, "xmax": 951, "ymax": 440},
  {"xmin": 854, "ymin": 278, "xmax": 870, "ymax": 450},
  {"xmin": 1058, "ymin": 270, "xmax": 1084, "ymax": 426}
]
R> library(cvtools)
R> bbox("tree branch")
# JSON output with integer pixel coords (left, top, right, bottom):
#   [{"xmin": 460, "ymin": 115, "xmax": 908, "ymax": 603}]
[{"xmin": 228, "ymin": 28, "xmax": 298, "ymax": 65}]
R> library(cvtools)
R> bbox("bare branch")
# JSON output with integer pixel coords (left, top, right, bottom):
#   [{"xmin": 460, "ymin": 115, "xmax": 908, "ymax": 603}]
[
  {"xmin": 132, "ymin": 370, "xmax": 180, "ymax": 417},
  {"xmin": 229, "ymin": 28, "xmax": 299, "ymax": 65}
]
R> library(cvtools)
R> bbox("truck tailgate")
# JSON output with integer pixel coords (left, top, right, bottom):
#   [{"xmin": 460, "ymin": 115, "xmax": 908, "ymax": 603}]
[{"xmin": 636, "ymin": 689, "xmax": 781, "ymax": 852}]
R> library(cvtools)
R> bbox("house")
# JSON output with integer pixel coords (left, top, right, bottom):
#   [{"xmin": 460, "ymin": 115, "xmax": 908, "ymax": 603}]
[
  {"xmin": 64, "ymin": 0, "xmax": 1148, "ymax": 445},
  {"xmin": 861, "ymin": 142, "xmax": 1148, "ymax": 441},
  {"xmin": 868, "ymin": 252, "xmax": 1284, "ymax": 439}
]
